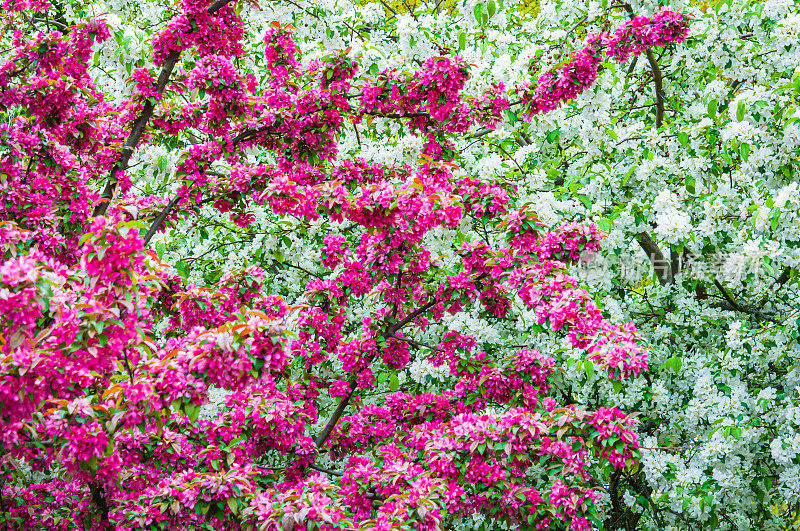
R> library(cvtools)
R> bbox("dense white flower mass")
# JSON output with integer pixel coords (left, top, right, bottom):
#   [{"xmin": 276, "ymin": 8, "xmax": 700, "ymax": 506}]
[
  {"xmin": 47, "ymin": 0, "xmax": 800, "ymax": 527},
  {"xmin": 654, "ymin": 209, "xmax": 692, "ymax": 245}
]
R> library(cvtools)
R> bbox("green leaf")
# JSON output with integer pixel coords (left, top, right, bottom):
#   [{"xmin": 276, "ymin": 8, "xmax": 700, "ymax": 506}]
[
  {"xmin": 474, "ymin": 3, "xmax": 483, "ymax": 22},
  {"xmin": 458, "ymin": 31, "xmax": 467, "ymax": 51},
  {"xmin": 740, "ymin": 142, "xmax": 750, "ymax": 161},
  {"xmin": 370, "ymin": 63, "xmax": 379, "ymax": 75},
  {"xmin": 664, "ymin": 356, "xmax": 682, "ymax": 373},
  {"xmin": 390, "ymin": 373, "xmax": 399, "ymax": 392},
  {"xmin": 175, "ymin": 260, "xmax": 190, "ymax": 278},
  {"xmin": 506, "ymin": 109, "xmax": 518, "ymax": 125},
  {"xmin": 487, "ymin": 0, "xmax": 496, "ymax": 18},
  {"xmin": 708, "ymin": 99, "xmax": 718, "ymax": 120},
  {"xmin": 121, "ymin": 220, "xmax": 148, "ymax": 230},
  {"xmin": 226, "ymin": 498, "xmax": 238, "ymax": 515},
  {"xmin": 685, "ymin": 175, "xmax": 695, "ymax": 194},
  {"xmin": 678, "ymin": 131, "xmax": 689, "ymax": 147},
  {"xmin": 584, "ymin": 359, "xmax": 595, "ymax": 379},
  {"xmin": 736, "ymin": 100, "xmax": 745, "ymax": 122},
  {"xmin": 186, "ymin": 403, "xmax": 200, "ymax": 422}
]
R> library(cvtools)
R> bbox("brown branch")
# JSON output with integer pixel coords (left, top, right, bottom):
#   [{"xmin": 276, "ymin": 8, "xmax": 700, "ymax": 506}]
[
  {"xmin": 313, "ymin": 299, "xmax": 439, "ymax": 449},
  {"xmin": 466, "ymin": 127, "xmax": 495, "ymax": 140},
  {"xmin": 645, "ymin": 48, "xmax": 665, "ymax": 128},
  {"xmin": 93, "ymin": 0, "xmax": 233, "ymax": 217},
  {"xmin": 364, "ymin": 111, "xmax": 429, "ymax": 119},
  {"xmin": 143, "ymin": 195, "xmax": 180, "ymax": 245},
  {"xmin": 635, "ymin": 232, "xmax": 673, "ymax": 285},
  {"xmin": 385, "ymin": 298, "xmax": 439, "ymax": 337},
  {"xmin": 711, "ymin": 279, "xmax": 782, "ymax": 324},
  {"xmin": 669, "ymin": 247, "xmax": 681, "ymax": 280},
  {"xmin": 315, "ymin": 378, "xmax": 356, "ymax": 448},
  {"xmin": 759, "ymin": 266, "xmax": 792, "ymax": 309},
  {"xmin": 620, "ymin": 2, "xmax": 664, "ymax": 128}
]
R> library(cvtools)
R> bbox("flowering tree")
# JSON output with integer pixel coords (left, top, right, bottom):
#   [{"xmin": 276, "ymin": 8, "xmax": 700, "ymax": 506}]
[
  {"xmin": 1, "ymin": 0, "xmax": 760, "ymax": 530},
  {"xmin": 442, "ymin": 0, "xmax": 799, "ymax": 528}
]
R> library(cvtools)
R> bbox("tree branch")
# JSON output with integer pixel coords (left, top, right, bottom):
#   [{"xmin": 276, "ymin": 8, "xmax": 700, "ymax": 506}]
[
  {"xmin": 618, "ymin": 2, "xmax": 664, "ymax": 129},
  {"xmin": 143, "ymin": 195, "xmax": 180, "ymax": 245},
  {"xmin": 635, "ymin": 232, "xmax": 673, "ymax": 285},
  {"xmin": 712, "ymin": 279, "xmax": 782, "ymax": 324},
  {"xmin": 313, "ymin": 273, "xmax": 488, "ymax": 449},
  {"xmin": 391, "ymin": 334, "xmax": 443, "ymax": 352},
  {"xmin": 314, "ymin": 379, "xmax": 355, "ymax": 448},
  {"xmin": 645, "ymin": 48, "xmax": 665, "ymax": 128},
  {"xmin": 313, "ymin": 302, "xmax": 439, "ymax": 448}
]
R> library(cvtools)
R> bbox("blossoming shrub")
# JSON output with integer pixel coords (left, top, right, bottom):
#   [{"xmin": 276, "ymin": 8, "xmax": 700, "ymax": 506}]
[{"xmin": 0, "ymin": 0, "xmax": 698, "ymax": 530}]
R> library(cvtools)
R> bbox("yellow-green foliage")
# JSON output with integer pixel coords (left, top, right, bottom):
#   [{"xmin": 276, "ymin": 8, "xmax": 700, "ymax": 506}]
[
  {"xmin": 357, "ymin": 0, "xmax": 540, "ymax": 17},
  {"xmin": 517, "ymin": 0, "xmax": 540, "ymax": 16},
  {"xmin": 688, "ymin": 0, "xmax": 727, "ymax": 12}
]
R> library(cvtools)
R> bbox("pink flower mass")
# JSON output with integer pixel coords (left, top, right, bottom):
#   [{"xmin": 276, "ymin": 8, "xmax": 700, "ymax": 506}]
[{"xmin": 0, "ymin": 1, "xmax": 690, "ymax": 530}]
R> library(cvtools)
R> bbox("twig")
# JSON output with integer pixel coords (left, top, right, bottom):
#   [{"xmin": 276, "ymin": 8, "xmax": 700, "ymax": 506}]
[{"xmin": 391, "ymin": 334, "xmax": 443, "ymax": 352}]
